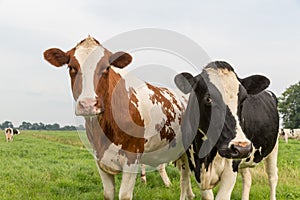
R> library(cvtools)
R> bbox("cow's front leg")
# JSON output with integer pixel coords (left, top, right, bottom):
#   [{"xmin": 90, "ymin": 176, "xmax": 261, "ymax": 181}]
[
  {"xmin": 265, "ymin": 140, "xmax": 278, "ymax": 200},
  {"xmin": 98, "ymin": 167, "xmax": 115, "ymax": 200},
  {"xmin": 240, "ymin": 168, "xmax": 252, "ymax": 200},
  {"xmin": 119, "ymin": 166, "xmax": 138, "ymax": 200},
  {"xmin": 215, "ymin": 159, "xmax": 237, "ymax": 200}
]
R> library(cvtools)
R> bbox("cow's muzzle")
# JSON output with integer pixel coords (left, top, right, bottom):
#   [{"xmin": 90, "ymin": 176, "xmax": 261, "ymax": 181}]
[
  {"xmin": 218, "ymin": 142, "xmax": 252, "ymax": 159},
  {"xmin": 75, "ymin": 98, "xmax": 102, "ymax": 116}
]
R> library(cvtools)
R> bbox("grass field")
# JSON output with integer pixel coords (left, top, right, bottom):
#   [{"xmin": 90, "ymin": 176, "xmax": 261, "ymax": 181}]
[{"xmin": 0, "ymin": 130, "xmax": 299, "ymax": 200}]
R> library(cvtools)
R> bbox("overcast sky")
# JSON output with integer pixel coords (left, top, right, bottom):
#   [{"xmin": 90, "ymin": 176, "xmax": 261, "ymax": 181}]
[{"xmin": 0, "ymin": 0, "xmax": 299, "ymax": 126}]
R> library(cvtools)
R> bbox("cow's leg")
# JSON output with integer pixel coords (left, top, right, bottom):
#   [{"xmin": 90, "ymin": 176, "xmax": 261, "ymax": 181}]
[
  {"xmin": 119, "ymin": 171, "xmax": 138, "ymax": 200},
  {"xmin": 215, "ymin": 160, "xmax": 237, "ymax": 200},
  {"xmin": 140, "ymin": 164, "xmax": 147, "ymax": 184},
  {"xmin": 178, "ymin": 154, "xmax": 195, "ymax": 200},
  {"xmin": 284, "ymin": 132, "xmax": 288, "ymax": 143},
  {"xmin": 201, "ymin": 189, "xmax": 214, "ymax": 200},
  {"xmin": 265, "ymin": 140, "xmax": 278, "ymax": 200},
  {"xmin": 240, "ymin": 168, "xmax": 252, "ymax": 200},
  {"xmin": 158, "ymin": 163, "xmax": 171, "ymax": 187},
  {"xmin": 98, "ymin": 168, "xmax": 115, "ymax": 200}
]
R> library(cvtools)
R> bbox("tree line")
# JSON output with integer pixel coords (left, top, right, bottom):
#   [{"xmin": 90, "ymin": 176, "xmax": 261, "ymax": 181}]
[
  {"xmin": 278, "ymin": 81, "xmax": 300, "ymax": 129},
  {"xmin": 0, "ymin": 121, "xmax": 85, "ymax": 131}
]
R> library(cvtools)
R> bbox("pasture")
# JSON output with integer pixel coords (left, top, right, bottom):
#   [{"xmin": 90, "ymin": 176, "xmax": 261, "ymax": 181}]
[{"xmin": 0, "ymin": 130, "xmax": 299, "ymax": 200}]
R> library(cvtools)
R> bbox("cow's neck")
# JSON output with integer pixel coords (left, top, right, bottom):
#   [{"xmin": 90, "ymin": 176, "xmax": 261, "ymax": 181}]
[{"xmin": 89, "ymin": 69, "xmax": 145, "ymax": 165}]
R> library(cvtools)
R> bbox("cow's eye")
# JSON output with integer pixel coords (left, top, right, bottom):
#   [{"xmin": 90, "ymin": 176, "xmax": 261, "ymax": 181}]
[
  {"xmin": 205, "ymin": 96, "xmax": 212, "ymax": 105},
  {"xmin": 68, "ymin": 66, "xmax": 78, "ymax": 74}
]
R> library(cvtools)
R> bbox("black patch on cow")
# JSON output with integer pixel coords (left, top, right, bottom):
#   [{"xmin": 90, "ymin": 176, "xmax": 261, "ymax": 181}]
[
  {"xmin": 205, "ymin": 61, "xmax": 235, "ymax": 72},
  {"xmin": 237, "ymin": 85, "xmax": 248, "ymax": 125},
  {"xmin": 241, "ymin": 91, "xmax": 279, "ymax": 163},
  {"xmin": 254, "ymin": 150, "xmax": 263, "ymax": 163},
  {"xmin": 217, "ymin": 105, "xmax": 240, "ymax": 158},
  {"xmin": 187, "ymin": 144, "xmax": 218, "ymax": 183},
  {"xmin": 246, "ymin": 157, "xmax": 251, "ymax": 162},
  {"xmin": 232, "ymin": 160, "xmax": 241, "ymax": 172}
]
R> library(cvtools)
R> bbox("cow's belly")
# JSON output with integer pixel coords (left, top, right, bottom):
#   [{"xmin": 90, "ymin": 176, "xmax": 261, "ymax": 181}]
[
  {"xmin": 141, "ymin": 132, "xmax": 185, "ymax": 166},
  {"xmin": 96, "ymin": 143, "xmax": 138, "ymax": 174}
]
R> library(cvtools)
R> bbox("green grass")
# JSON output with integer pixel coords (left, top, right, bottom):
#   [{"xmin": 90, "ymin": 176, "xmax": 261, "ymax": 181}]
[{"xmin": 0, "ymin": 131, "xmax": 299, "ymax": 199}]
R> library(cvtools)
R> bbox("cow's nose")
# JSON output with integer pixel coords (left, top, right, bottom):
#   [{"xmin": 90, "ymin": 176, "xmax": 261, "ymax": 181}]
[
  {"xmin": 76, "ymin": 98, "xmax": 99, "ymax": 116},
  {"xmin": 78, "ymin": 98, "xmax": 97, "ymax": 109},
  {"xmin": 229, "ymin": 142, "xmax": 252, "ymax": 159}
]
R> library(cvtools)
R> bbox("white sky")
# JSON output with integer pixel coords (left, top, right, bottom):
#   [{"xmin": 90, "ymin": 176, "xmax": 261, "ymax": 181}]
[{"xmin": 0, "ymin": 0, "xmax": 299, "ymax": 126}]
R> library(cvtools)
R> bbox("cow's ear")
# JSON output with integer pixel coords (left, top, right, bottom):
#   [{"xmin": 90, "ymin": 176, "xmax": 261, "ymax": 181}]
[
  {"xmin": 109, "ymin": 51, "xmax": 132, "ymax": 68},
  {"xmin": 174, "ymin": 72, "xmax": 195, "ymax": 94},
  {"xmin": 44, "ymin": 48, "xmax": 69, "ymax": 67},
  {"xmin": 240, "ymin": 75, "xmax": 270, "ymax": 95}
]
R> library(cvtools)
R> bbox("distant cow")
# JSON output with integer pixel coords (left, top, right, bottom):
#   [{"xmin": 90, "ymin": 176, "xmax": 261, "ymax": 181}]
[
  {"xmin": 175, "ymin": 61, "xmax": 279, "ymax": 200},
  {"xmin": 4, "ymin": 128, "xmax": 14, "ymax": 142},
  {"xmin": 280, "ymin": 129, "xmax": 300, "ymax": 142},
  {"xmin": 13, "ymin": 129, "xmax": 20, "ymax": 135},
  {"xmin": 44, "ymin": 36, "xmax": 194, "ymax": 200}
]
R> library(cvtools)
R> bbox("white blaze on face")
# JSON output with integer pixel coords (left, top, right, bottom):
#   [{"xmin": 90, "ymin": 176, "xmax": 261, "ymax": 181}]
[
  {"xmin": 206, "ymin": 68, "xmax": 251, "ymax": 144},
  {"xmin": 74, "ymin": 42, "xmax": 105, "ymax": 101}
]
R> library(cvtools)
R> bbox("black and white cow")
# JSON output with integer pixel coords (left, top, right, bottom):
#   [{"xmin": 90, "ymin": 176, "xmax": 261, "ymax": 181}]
[
  {"xmin": 4, "ymin": 128, "xmax": 14, "ymax": 142},
  {"xmin": 13, "ymin": 129, "xmax": 20, "ymax": 135},
  {"xmin": 175, "ymin": 61, "xmax": 279, "ymax": 200}
]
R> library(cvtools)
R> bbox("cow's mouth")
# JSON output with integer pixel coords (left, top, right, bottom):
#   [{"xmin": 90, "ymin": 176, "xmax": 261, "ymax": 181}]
[{"xmin": 75, "ymin": 107, "xmax": 104, "ymax": 117}]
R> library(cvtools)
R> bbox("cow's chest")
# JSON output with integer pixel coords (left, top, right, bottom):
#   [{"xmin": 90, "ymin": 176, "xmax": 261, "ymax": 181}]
[{"xmin": 199, "ymin": 153, "xmax": 226, "ymax": 190}]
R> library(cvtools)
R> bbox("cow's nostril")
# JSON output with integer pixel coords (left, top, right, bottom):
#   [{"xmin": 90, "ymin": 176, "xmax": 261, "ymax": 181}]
[{"xmin": 230, "ymin": 143, "xmax": 252, "ymax": 159}]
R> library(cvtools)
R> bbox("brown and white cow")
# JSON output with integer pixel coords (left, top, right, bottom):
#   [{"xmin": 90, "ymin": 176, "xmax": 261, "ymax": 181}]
[{"xmin": 44, "ymin": 36, "xmax": 194, "ymax": 200}]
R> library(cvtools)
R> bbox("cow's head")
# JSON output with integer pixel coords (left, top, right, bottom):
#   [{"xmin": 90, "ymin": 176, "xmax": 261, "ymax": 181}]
[
  {"xmin": 175, "ymin": 61, "xmax": 270, "ymax": 159},
  {"xmin": 43, "ymin": 36, "xmax": 132, "ymax": 116}
]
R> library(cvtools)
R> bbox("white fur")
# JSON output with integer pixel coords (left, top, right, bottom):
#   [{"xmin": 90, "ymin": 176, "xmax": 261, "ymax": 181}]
[
  {"xmin": 205, "ymin": 68, "xmax": 251, "ymax": 146},
  {"xmin": 200, "ymin": 153, "xmax": 226, "ymax": 190},
  {"xmin": 74, "ymin": 44, "xmax": 104, "ymax": 101}
]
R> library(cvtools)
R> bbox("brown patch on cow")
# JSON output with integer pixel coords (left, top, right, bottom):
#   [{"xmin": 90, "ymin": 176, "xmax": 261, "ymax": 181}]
[
  {"xmin": 146, "ymin": 84, "xmax": 184, "ymax": 147},
  {"xmin": 129, "ymin": 87, "xmax": 139, "ymax": 108},
  {"xmin": 94, "ymin": 67, "xmax": 145, "ymax": 165},
  {"xmin": 66, "ymin": 48, "xmax": 83, "ymax": 100}
]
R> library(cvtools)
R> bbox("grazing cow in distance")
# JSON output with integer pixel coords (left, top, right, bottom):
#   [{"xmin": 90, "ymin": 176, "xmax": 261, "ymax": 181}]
[
  {"xmin": 175, "ymin": 61, "xmax": 279, "ymax": 200},
  {"xmin": 279, "ymin": 128, "xmax": 288, "ymax": 143},
  {"xmin": 13, "ymin": 129, "xmax": 20, "ymax": 135},
  {"xmin": 43, "ymin": 36, "xmax": 194, "ymax": 200},
  {"xmin": 280, "ymin": 128, "xmax": 300, "ymax": 142},
  {"xmin": 5, "ymin": 128, "xmax": 14, "ymax": 142}
]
